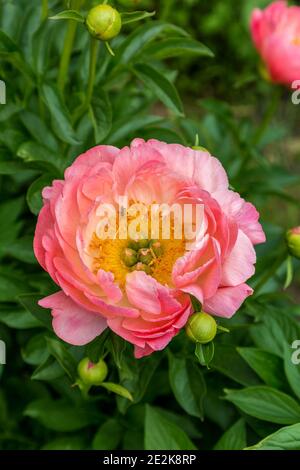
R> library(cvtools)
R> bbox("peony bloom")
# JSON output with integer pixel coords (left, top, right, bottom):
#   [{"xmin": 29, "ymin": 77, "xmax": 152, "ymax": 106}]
[
  {"xmin": 250, "ymin": 1, "xmax": 300, "ymax": 87},
  {"xmin": 34, "ymin": 139, "xmax": 265, "ymax": 358}
]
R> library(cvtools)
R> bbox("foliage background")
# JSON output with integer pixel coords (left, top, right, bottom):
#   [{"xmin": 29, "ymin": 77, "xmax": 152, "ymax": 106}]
[{"xmin": 0, "ymin": 0, "xmax": 300, "ymax": 450}]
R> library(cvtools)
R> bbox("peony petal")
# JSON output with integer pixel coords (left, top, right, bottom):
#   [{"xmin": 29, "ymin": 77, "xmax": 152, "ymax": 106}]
[
  {"xmin": 39, "ymin": 291, "xmax": 107, "ymax": 346},
  {"xmin": 203, "ymin": 284, "xmax": 253, "ymax": 318}
]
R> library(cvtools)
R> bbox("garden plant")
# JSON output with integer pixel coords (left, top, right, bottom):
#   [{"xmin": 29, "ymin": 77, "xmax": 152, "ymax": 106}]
[{"xmin": 0, "ymin": 0, "xmax": 300, "ymax": 452}]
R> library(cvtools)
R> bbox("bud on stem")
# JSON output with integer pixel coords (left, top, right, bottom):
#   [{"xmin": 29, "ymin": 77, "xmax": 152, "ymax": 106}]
[
  {"xmin": 286, "ymin": 227, "xmax": 300, "ymax": 259},
  {"xmin": 186, "ymin": 311, "xmax": 217, "ymax": 344},
  {"xmin": 86, "ymin": 4, "xmax": 122, "ymax": 41}
]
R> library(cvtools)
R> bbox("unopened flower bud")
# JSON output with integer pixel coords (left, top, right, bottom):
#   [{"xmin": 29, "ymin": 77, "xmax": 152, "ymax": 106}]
[
  {"xmin": 138, "ymin": 248, "xmax": 153, "ymax": 265},
  {"xmin": 134, "ymin": 262, "xmax": 152, "ymax": 274},
  {"xmin": 137, "ymin": 239, "xmax": 149, "ymax": 249},
  {"xmin": 128, "ymin": 239, "xmax": 139, "ymax": 251},
  {"xmin": 286, "ymin": 227, "xmax": 300, "ymax": 259},
  {"xmin": 150, "ymin": 240, "xmax": 163, "ymax": 257},
  {"xmin": 86, "ymin": 4, "xmax": 122, "ymax": 41},
  {"xmin": 77, "ymin": 357, "xmax": 108, "ymax": 386},
  {"xmin": 186, "ymin": 311, "xmax": 217, "ymax": 344},
  {"xmin": 122, "ymin": 248, "xmax": 138, "ymax": 267}
]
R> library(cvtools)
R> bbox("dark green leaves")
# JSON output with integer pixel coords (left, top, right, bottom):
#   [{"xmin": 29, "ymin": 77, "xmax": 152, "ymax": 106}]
[
  {"xmin": 237, "ymin": 347, "xmax": 286, "ymax": 390},
  {"xmin": 118, "ymin": 21, "xmax": 188, "ymax": 64},
  {"xmin": 49, "ymin": 10, "xmax": 85, "ymax": 23},
  {"xmin": 89, "ymin": 92, "xmax": 112, "ymax": 144},
  {"xmin": 214, "ymin": 419, "xmax": 246, "ymax": 450},
  {"xmin": 18, "ymin": 294, "xmax": 52, "ymax": 330},
  {"xmin": 133, "ymin": 63, "xmax": 184, "ymax": 116},
  {"xmin": 46, "ymin": 337, "xmax": 77, "ymax": 382},
  {"xmin": 225, "ymin": 386, "xmax": 300, "ymax": 424},
  {"xmin": 41, "ymin": 84, "xmax": 80, "ymax": 145},
  {"xmin": 24, "ymin": 399, "xmax": 97, "ymax": 431},
  {"xmin": 144, "ymin": 405, "xmax": 196, "ymax": 450},
  {"xmin": 92, "ymin": 418, "xmax": 122, "ymax": 450},
  {"xmin": 168, "ymin": 354, "xmax": 206, "ymax": 419},
  {"xmin": 26, "ymin": 174, "xmax": 56, "ymax": 215},
  {"xmin": 121, "ymin": 11, "xmax": 156, "ymax": 25},
  {"xmin": 246, "ymin": 423, "xmax": 300, "ymax": 450},
  {"xmin": 142, "ymin": 37, "xmax": 214, "ymax": 60},
  {"xmin": 100, "ymin": 382, "xmax": 133, "ymax": 401}
]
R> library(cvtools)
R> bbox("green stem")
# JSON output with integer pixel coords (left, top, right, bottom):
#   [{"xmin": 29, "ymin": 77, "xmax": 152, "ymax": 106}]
[
  {"xmin": 57, "ymin": 20, "xmax": 78, "ymax": 93},
  {"xmin": 254, "ymin": 248, "xmax": 287, "ymax": 295},
  {"xmin": 41, "ymin": 0, "xmax": 48, "ymax": 22},
  {"xmin": 73, "ymin": 38, "xmax": 99, "ymax": 124},
  {"xmin": 252, "ymin": 86, "xmax": 281, "ymax": 147},
  {"xmin": 85, "ymin": 38, "xmax": 98, "ymax": 108}
]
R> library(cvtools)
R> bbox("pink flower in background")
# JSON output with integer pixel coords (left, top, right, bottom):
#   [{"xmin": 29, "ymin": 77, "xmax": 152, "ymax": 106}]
[
  {"xmin": 34, "ymin": 139, "xmax": 265, "ymax": 358},
  {"xmin": 250, "ymin": 1, "xmax": 300, "ymax": 87}
]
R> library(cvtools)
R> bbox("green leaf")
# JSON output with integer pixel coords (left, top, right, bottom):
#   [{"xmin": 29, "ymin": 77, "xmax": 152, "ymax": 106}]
[
  {"xmin": 0, "ymin": 161, "xmax": 28, "ymax": 174},
  {"xmin": 195, "ymin": 342, "xmax": 215, "ymax": 367},
  {"xmin": 92, "ymin": 418, "xmax": 122, "ymax": 450},
  {"xmin": 121, "ymin": 11, "xmax": 156, "ymax": 25},
  {"xmin": 284, "ymin": 255, "xmax": 294, "ymax": 290},
  {"xmin": 49, "ymin": 10, "xmax": 85, "ymax": 23},
  {"xmin": 0, "ymin": 275, "xmax": 28, "ymax": 302},
  {"xmin": 42, "ymin": 436, "xmax": 85, "ymax": 450},
  {"xmin": 86, "ymin": 330, "xmax": 110, "ymax": 363},
  {"xmin": 225, "ymin": 386, "xmax": 300, "ymax": 424},
  {"xmin": 246, "ymin": 423, "xmax": 300, "ymax": 450},
  {"xmin": 18, "ymin": 294, "xmax": 52, "ymax": 330},
  {"xmin": 89, "ymin": 92, "xmax": 112, "ymax": 144},
  {"xmin": 26, "ymin": 174, "xmax": 55, "ymax": 215},
  {"xmin": 0, "ymin": 307, "xmax": 41, "ymax": 329},
  {"xmin": 284, "ymin": 342, "xmax": 300, "ymax": 400},
  {"xmin": 20, "ymin": 111, "xmax": 58, "ymax": 151},
  {"xmin": 24, "ymin": 399, "xmax": 97, "ymax": 431},
  {"xmin": 237, "ymin": 347, "xmax": 286, "ymax": 390},
  {"xmin": 144, "ymin": 405, "xmax": 196, "ymax": 450},
  {"xmin": 118, "ymin": 21, "xmax": 189, "ymax": 64},
  {"xmin": 22, "ymin": 334, "xmax": 49, "ymax": 366},
  {"xmin": 250, "ymin": 307, "xmax": 300, "ymax": 358},
  {"xmin": 108, "ymin": 114, "xmax": 163, "ymax": 144},
  {"xmin": 211, "ymin": 344, "xmax": 260, "ymax": 386},
  {"xmin": 142, "ymin": 37, "xmax": 214, "ymax": 60},
  {"xmin": 133, "ymin": 63, "xmax": 184, "ymax": 116},
  {"xmin": 31, "ymin": 356, "xmax": 64, "ymax": 381},
  {"xmin": 46, "ymin": 337, "xmax": 77, "ymax": 382},
  {"xmin": 41, "ymin": 84, "xmax": 80, "ymax": 145},
  {"xmin": 17, "ymin": 141, "xmax": 61, "ymax": 173},
  {"xmin": 4, "ymin": 236, "xmax": 37, "ymax": 264},
  {"xmin": 100, "ymin": 382, "xmax": 133, "ymax": 401},
  {"xmin": 107, "ymin": 333, "xmax": 126, "ymax": 369},
  {"xmin": 168, "ymin": 354, "xmax": 206, "ymax": 419},
  {"xmin": 214, "ymin": 419, "xmax": 246, "ymax": 450}
]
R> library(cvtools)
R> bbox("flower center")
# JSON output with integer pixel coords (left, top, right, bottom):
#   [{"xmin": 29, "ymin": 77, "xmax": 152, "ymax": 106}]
[
  {"xmin": 292, "ymin": 37, "xmax": 300, "ymax": 46},
  {"xmin": 89, "ymin": 235, "xmax": 186, "ymax": 288}
]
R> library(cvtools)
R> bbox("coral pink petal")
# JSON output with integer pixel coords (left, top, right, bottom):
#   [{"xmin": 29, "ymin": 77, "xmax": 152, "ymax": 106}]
[
  {"xmin": 203, "ymin": 284, "xmax": 253, "ymax": 318},
  {"xmin": 39, "ymin": 291, "xmax": 107, "ymax": 346}
]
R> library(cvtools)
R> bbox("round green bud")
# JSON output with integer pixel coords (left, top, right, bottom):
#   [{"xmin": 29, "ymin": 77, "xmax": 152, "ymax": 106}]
[
  {"xmin": 86, "ymin": 4, "xmax": 122, "ymax": 41},
  {"xmin": 185, "ymin": 312, "xmax": 217, "ymax": 344},
  {"xmin": 77, "ymin": 357, "xmax": 108, "ymax": 386},
  {"xmin": 138, "ymin": 248, "xmax": 153, "ymax": 265},
  {"xmin": 137, "ymin": 238, "xmax": 149, "ymax": 249},
  {"xmin": 134, "ymin": 262, "xmax": 152, "ymax": 274},
  {"xmin": 150, "ymin": 240, "xmax": 163, "ymax": 257},
  {"xmin": 122, "ymin": 248, "xmax": 138, "ymax": 267},
  {"xmin": 127, "ymin": 239, "xmax": 139, "ymax": 251},
  {"xmin": 286, "ymin": 227, "xmax": 300, "ymax": 259}
]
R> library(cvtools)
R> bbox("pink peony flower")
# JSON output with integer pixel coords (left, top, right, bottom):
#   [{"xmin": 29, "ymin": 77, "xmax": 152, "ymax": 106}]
[
  {"xmin": 34, "ymin": 139, "xmax": 265, "ymax": 358},
  {"xmin": 250, "ymin": 0, "xmax": 300, "ymax": 87}
]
